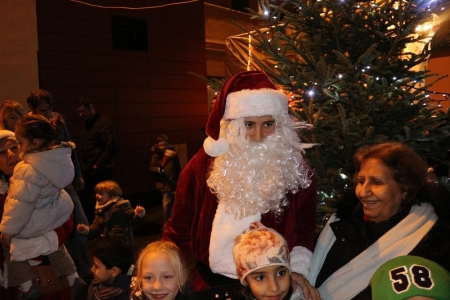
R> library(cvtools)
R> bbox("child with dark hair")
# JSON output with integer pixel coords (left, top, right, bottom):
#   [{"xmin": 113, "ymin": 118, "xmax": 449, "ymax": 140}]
[
  {"xmin": 233, "ymin": 222, "xmax": 316, "ymax": 300},
  {"xmin": 88, "ymin": 238, "xmax": 135, "ymax": 300},
  {"xmin": 77, "ymin": 180, "xmax": 145, "ymax": 246},
  {"xmin": 0, "ymin": 115, "xmax": 86, "ymax": 299}
]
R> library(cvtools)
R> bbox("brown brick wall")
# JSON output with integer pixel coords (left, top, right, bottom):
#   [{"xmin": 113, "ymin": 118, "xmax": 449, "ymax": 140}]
[{"xmin": 35, "ymin": 0, "xmax": 208, "ymax": 196}]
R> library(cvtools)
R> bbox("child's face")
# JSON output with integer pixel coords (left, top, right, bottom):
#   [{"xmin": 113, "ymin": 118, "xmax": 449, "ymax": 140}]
[
  {"xmin": 91, "ymin": 257, "xmax": 115, "ymax": 284},
  {"xmin": 15, "ymin": 131, "xmax": 34, "ymax": 157},
  {"xmin": 96, "ymin": 192, "xmax": 112, "ymax": 205},
  {"xmin": 246, "ymin": 265, "xmax": 291, "ymax": 300},
  {"xmin": 140, "ymin": 252, "xmax": 180, "ymax": 300}
]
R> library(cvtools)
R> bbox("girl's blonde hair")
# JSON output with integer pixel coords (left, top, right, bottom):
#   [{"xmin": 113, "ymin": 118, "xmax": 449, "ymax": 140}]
[
  {"xmin": 133, "ymin": 240, "xmax": 187, "ymax": 296},
  {"xmin": 94, "ymin": 180, "xmax": 123, "ymax": 197}
]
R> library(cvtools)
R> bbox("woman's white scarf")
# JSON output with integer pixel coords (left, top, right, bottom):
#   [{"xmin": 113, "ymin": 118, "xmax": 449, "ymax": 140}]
[{"xmin": 308, "ymin": 203, "xmax": 437, "ymax": 300}]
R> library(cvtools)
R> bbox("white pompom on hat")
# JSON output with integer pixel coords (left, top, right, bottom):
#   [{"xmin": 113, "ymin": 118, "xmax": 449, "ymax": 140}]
[{"xmin": 204, "ymin": 71, "xmax": 288, "ymax": 157}]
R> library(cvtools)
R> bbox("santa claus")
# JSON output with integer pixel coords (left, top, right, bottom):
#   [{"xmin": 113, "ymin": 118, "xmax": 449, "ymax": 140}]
[{"xmin": 162, "ymin": 71, "xmax": 318, "ymax": 299}]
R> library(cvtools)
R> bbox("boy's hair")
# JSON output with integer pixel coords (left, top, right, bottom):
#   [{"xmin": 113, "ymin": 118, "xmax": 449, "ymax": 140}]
[
  {"xmin": 134, "ymin": 241, "xmax": 187, "ymax": 293},
  {"xmin": 94, "ymin": 180, "xmax": 123, "ymax": 197},
  {"xmin": 27, "ymin": 90, "xmax": 54, "ymax": 110},
  {"xmin": 0, "ymin": 100, "xmax": 25, "ymax": 130},
  {"xmin": 92, "ymin": 237, "xmax": 134, "ymax": 274},
  {"xmin": 156, "ymin": 134, "xmax": 169, "ymax": 143},
  {"xmin": 15, "ymin": 114, "xmax": 63, "ymax": 151}
]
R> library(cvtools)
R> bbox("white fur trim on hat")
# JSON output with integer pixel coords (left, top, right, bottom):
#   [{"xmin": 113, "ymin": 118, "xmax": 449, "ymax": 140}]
[
  {"xmin": 224, "ymin": 89, "xmax": 288, "ymax": 120},
  {"xmin": 203, "ymin": 136, "xmax": 229, "ymax": 157}
]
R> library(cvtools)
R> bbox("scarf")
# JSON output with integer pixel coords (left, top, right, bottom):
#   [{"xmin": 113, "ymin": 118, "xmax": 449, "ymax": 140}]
[
  {"xmin": 308, "ymin": 203, "xmax": 437, "ymax": 300},
  {"xmin": 95, "ymin": 197, "xmax": 120, "ymax": 211}
]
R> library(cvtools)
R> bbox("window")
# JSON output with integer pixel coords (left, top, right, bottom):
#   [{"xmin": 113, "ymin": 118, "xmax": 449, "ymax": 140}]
[{"xmin": 111, "ymin": 15, "xmax": 148, "ymax": 51}]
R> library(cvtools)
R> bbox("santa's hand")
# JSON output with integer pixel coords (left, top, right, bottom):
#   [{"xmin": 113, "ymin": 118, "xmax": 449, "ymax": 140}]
[{"xmin": 291, "ymin": 272, "xmax": 321, "ymax": 300}]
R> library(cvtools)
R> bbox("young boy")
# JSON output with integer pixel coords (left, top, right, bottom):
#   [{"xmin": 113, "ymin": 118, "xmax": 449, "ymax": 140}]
[
  {"xmin": 76, "ymin": 180, "xmax": 145, "ymax": 246},
  {"xmin": 88, "ymin": 238, "xmax": 135, "ymax": 300}
]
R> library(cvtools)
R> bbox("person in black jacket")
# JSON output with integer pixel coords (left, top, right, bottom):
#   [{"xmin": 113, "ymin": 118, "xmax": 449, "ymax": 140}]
[
  {"xmin": 308, "ymin": 142, "xmax": 450, "ymax": 299},
  {"xmin": 76, "ymin": 97, "xmax": 118, "ymax": 223},
  {"xmin": 150, "ymin": 134, "xmax": 181, "ymax": 228}
]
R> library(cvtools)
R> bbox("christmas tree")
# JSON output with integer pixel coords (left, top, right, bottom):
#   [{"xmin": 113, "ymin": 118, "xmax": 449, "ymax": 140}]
[{"xmin": 237, "ymin": 0, "xmax": 450, "ymax": 229}]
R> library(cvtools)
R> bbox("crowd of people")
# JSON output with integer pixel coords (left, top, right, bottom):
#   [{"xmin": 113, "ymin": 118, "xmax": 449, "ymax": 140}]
[{"xmin": 0, "ymin": 70, "xmax": 449, "ymax": 300}]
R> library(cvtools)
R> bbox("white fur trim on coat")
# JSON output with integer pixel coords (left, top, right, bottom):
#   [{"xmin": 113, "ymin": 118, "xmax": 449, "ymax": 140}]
[
  {"xmin": 209, "ymin": 201, "xmax": 261, "ymax": 278},
  {"xmin": 290, "ymin": 245, "xmax": 312, "ymax": 278},
  {"xmin": 224, "ymin": 89, "xmax": 288, "ymax": 120}
]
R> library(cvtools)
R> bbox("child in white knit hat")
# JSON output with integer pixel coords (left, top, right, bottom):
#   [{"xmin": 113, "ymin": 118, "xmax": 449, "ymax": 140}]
[{"xmin": 233, "ymin": 222, "xmax": 316, "ymax": 300}]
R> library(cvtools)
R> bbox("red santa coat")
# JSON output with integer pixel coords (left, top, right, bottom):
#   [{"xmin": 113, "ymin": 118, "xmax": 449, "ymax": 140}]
[{"xmin": 162, "ymin": 148, "xmax": 317, "ymax": 291}]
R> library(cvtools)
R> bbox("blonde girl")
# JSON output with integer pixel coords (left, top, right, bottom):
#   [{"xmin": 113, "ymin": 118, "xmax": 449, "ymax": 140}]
[{"xmin": 131, "ymin": 240, "xmax": 188, "ymax": 300}]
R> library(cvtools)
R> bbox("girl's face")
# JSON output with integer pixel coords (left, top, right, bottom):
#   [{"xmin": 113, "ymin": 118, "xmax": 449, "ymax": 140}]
[
  {"xmin": 140, "ymin": 252, "xmax": 180, "ymax": 300},
  {"xmin": 95, "ymin": 192, "xmax": 112, "ymax": 205},
  {"xmin": 246, "ymin": 265, "xmax": 290, "ymax": 300}
]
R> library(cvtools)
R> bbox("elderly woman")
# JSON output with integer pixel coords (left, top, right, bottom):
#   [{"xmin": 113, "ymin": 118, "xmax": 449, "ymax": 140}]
[
  {"xmin": 0, "ymin": 130, "xmax": 73, "ymax": 299},
  {"xmin": 308, "ymin": 142, "xmax": 450, "ymax": 299}
]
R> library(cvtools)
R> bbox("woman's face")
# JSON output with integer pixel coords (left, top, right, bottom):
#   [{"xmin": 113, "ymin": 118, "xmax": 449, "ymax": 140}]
[
  {"xmin": 356, "ymin": 158, "xmax": 406, "ymax": 223},
  {"xmin": 5, "ymin": 111, "xmax": 21, "ymax": 131},
  {"xmin": 0, "ymin": 138, "xmax": 20, "ymax": 176},
  {"xmin": 246, "ymin": 265, "xmax": 290, "ymax": 300}
]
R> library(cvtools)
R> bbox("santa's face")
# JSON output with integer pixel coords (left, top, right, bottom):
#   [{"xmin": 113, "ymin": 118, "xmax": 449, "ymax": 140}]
[
  {"xmin": 244, "ymin": 115, "xmax": 276, "ymax": 142},
  {"xmin": 207, "ymin": 119, "xmax": 311, "ymax": 219}
]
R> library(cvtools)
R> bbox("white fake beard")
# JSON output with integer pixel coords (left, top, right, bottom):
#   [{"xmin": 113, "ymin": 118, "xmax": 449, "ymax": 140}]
[{"xmin": 206, "ymin": 131, "xmax": 312, "ymax": 220}]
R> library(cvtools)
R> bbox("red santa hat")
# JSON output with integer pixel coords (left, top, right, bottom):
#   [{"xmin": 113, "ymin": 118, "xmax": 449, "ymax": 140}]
[{"xmin": 204, "ymin": 71, "xmax": 288, "ymax": 157}]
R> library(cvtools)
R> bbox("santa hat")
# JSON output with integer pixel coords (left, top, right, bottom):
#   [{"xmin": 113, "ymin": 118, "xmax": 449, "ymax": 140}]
[
  {"xmin": 233, "ymin": 222, "xmax": 291, "ymax": 285},
  {"xmin": 370, "ymin": 255, "xmax": 450, "ymax": 300},
  {"xmin": 204, "ymin": 71, "xmax": 288, "ymax": 157}
]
